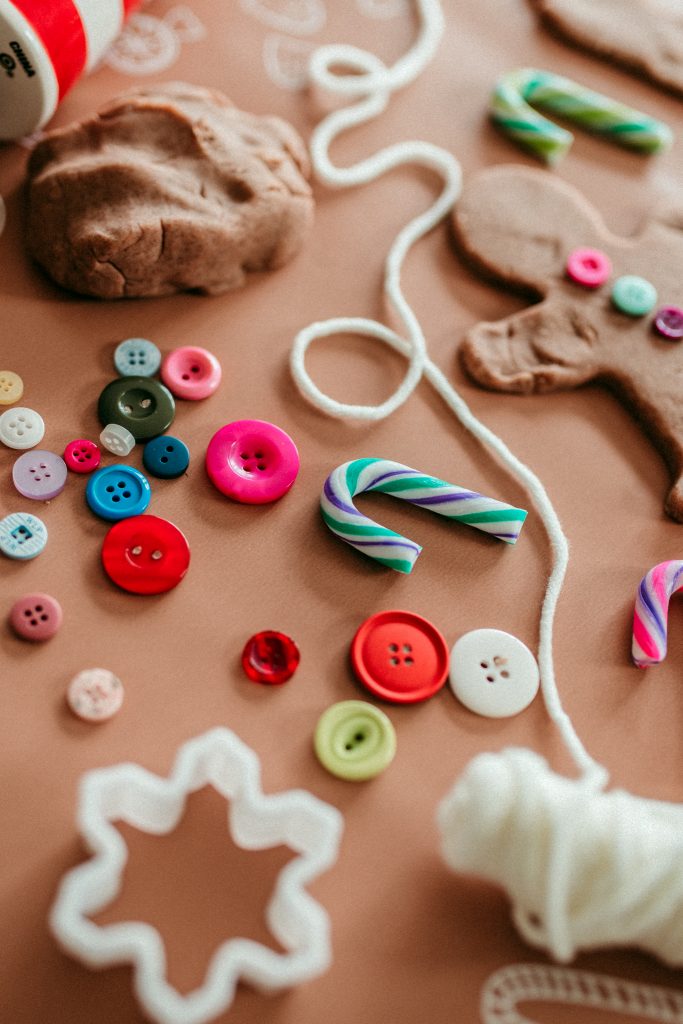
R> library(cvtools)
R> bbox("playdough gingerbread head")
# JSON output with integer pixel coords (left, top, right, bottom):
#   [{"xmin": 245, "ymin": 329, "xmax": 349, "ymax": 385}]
[{"xmin": 453, "ymin": 165, "xmax": 683, "ymax": 522}]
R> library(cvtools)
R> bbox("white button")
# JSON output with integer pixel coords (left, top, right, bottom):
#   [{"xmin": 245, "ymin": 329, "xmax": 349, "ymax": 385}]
[
  {"xmin": 67, "ymin": 668, "xmax": 124, "ymax": 722},
  {"xmin": 448, "ymin": 628, "xmax": 540, "ymax": 718},
  {"xmin": 100, "ymin": 423, "xmax": 135, "ymax": 456},
  {"xmin": 0, "ymin": 407, "xmax": 45, "ymax": 449}
]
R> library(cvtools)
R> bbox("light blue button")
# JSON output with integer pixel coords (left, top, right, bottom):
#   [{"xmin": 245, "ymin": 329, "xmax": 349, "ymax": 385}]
[
  {"xmin": 114, "ymin": 338, "xmax": 162, "ymax": 378},
  {"xmin": 0, "ymin": 511, "xmax": 48, "ymax": 559},
  {"xmin": 86, "ymin": 465, "xmax": 151, "ymax": 521},
  {"xmin": 143, "ymin": 435, "xmax": 190, "ymax": 479}
]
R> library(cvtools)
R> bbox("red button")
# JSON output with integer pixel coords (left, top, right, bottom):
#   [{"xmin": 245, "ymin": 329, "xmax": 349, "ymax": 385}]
[
  {"xmin": 101, "ymin": 515, "xmax": 190, "ymax": 594},
  {"xmin": 350, "ymin": 610, "xmax": 449, "ymax": 704},
  {"xmin": 241, "ymin": 631, "xmax": 300, "ymax": 684}
]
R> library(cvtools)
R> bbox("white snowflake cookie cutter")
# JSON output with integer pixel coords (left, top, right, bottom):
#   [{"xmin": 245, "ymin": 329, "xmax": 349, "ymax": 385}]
[{"xmin": 50, "ymin": 728, "xmax": 344, "ymax": 1024}]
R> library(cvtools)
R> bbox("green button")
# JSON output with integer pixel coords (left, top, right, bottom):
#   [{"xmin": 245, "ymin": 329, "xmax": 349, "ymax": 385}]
[
  {"xmin": 314, "ymin": 700, "xmax": 396, "ymax": 781},
  {"xmin": 98, "ymin": 377, "xmax": 175, "ymax": 441},
  {"xmin": 611, "ymin": 275, "xmax": 657, "ymax": 317}
]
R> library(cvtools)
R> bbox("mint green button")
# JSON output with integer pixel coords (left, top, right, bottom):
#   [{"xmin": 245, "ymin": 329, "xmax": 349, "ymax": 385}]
[
  {"xmin": 611, "ymin": 275, "xmax": 657, "ymax": 316},
  {"xmin": 314, "ymin": 700, "xmax": 396, "ymax": 781}
]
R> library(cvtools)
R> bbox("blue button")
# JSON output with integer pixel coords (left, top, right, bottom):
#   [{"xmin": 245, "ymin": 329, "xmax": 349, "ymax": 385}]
[
  {"xmin": 0, "ymin": 511, "xmax": 48, "ymax": 559},
  {"xmin": 86, "ymin": 465, "xmax": 151, "ymax": 521},
  {"xmin": 114, "ymin": 338, "xmax": 162, "ymax": 378},
  {"xmin": 143, "ymin": 435, "xmax": 190, "ymax": 479}
]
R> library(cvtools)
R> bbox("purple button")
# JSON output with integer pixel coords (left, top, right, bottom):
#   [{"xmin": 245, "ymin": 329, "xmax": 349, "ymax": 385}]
[
  {"xmin": 654, "ymin": 305, "xmax": 683, "ymax": 340},
  {"xmin": 12, "ymin": 450, "xmax": 68, "ymax": 500}
]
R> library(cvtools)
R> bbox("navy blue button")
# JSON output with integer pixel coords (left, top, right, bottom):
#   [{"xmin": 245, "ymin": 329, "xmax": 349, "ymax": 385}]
[
  {"xmin": 86, "ymin": 465, "xmax": 151, "ymax": 522},
  {"xmin": 143, "ymin": 435, "xmax": 190, "ymax": 479}
]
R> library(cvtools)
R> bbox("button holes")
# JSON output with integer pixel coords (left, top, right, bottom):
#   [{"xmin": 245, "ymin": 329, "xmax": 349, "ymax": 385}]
[
  {"xmin": 123, "ymin": 405, "xmax": 132, "ymax": 414},
  {"xmin": 35, "ymin": 605, "xmax": 43, "ymax": 612},
  {"xmin": 122, "ymin": 491, "xmax": 131, "ymax": 498},
  {"xmin": 257, "ymin": 464, "xmax": 266, "ymax": 471},
  {"xmin": 486, "ymin": 675, "xmax": 495, "ymax": 683},
  {"xmin": 388, "ymin": 643, "xmax": 399, "ymax": 652},
  {"xmin": 165, "ymin": 446, "xmax": 174, "ymax": 452},
  {"xmin": 403, "ymin": 643, "xmax": 412, "ymax": 653},
  {"xmin": 85, "ymin": 453, "xmax": 91, "ymax": 459},
  {"xmin": 244, "ymin": 466, "xmax": 252, "ymax": 472},
  {"xmin": 117, "ymin": 481, "xmax": 126, "ymax": 488},
  {"xmin": 191, "ymin": 365, "xmax": 200, "ymax": 373},
  {"xmin": 390, "ymin": 657, "xmax": 400, "ymax": 665},
  {"xmin": 44, "ymin": 473, "xmax": 51, "ymax": 479},
  {"xmin": 29, "ymin": 468, "xmax": 36, "ymax": 474},
  {"xmin": 23, "ymin": 609, "xmax": 31, "ymax": 617},
  {"xmin": 17, "ymin": 430, "xmax": 24, "ymax": 436},
  {"xmin": 160, "ymin": 456, "xmax": 168, "ymax": 463},
  {"xmin": 500, "ymin": 670, "xmax": 510, "ymax": 679},
  {"xmin": 151, "ymin": 550, "xmax": 163, "ymax": 560},
  {"xmin": 106, "ymin": 486, "xmax": 115, "ymax": 493},
  {"xmin": 112, "ymin": 495, "xmax": 120, "ymax": 502},
  {"xmin": 40, "ymin": 614, "xmax": 48, "ymax": 622},
  {"xmin": 18, "ymin": 415, "xmax": 25, "ymax": 422},
  {"xmin": 240, "ymin": 452, "xmax": 249, "ymax": 460},
  {"xmin": 404, "ymin": 656, "xmax": 414, "ymax": 665},
  {"xmin": 30, "ymin": 618, "xmax": 38, "ymax": 626},
  {"xmin": 140, "ymin": 398, "xmax": 151, "ymax": 409},
  {"xmin": 131, "ymin": 545, "xmax": 143, "ymax": 555},
  {"xmin": 480, "ymin": 661, "xmax": 489, "ymax": 669},
  {"xmin": 182, "ymin": 374, "xmax": 190, "ymax": 380}
]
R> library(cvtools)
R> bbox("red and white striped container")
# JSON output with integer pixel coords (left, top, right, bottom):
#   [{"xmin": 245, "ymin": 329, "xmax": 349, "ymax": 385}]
[{"xmin": 0, "ymin": 0, "xmax": 141, "ymax": 140}]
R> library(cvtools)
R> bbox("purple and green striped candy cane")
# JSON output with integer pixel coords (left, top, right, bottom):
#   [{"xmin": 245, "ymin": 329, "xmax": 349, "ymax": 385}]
[
  {"xmin": 491, "ymin": 68, "xmax": 672, "ymax": 165},
  {"xmin": 632, "ymin": 560, "xmax": 683, "ymax": 668},
  {"xmin": 321, "ymin": 458, "xmax": 528, "ymax": 574}
]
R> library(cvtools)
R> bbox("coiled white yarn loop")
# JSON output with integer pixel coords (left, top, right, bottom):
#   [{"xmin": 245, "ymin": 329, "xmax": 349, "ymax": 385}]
[{"xmin": 438, "ymin": 748, "xmax": 683, "ymax": 966}]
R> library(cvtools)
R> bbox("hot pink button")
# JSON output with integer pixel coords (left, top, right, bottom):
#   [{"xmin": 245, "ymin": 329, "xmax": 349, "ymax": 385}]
[
  {"xmin": 161, "ymin": 346, "xmax": 222, "ymax": 400},
  {"xmin": 205, "ymin": 419, "xmax": 300, "ymax": 504},
  {"xmin": 64, "ymin": 438, "xmax": 101, "ymax": 474},
  {"xmin": 9, "ymin": 592, "xmax": 63, "ymax": 641},
  {"xmin": 566, "ymin": 247, "xmax": 612, "ymax": 288}
]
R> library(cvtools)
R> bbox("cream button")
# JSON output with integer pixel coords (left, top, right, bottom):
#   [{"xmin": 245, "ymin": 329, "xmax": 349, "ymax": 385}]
[{"xmin": 448, "ymin": 628, "xmax": 539, "ymax": 718}]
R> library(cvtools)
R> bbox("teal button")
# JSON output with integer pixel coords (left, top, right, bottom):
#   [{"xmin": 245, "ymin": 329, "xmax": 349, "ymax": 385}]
[
  {"xmin": 314, "ymin": 700, "xmax": 396, "ymax": 781},
  {"xmin": 611, "ymin": 275, "xmax": 657, "ymax": 317}
]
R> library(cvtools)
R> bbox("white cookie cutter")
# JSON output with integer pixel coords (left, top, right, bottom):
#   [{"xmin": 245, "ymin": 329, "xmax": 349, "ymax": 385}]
[{"xmin": 50, "ymin": 728, "xmax": 344, "ymax": 1024}]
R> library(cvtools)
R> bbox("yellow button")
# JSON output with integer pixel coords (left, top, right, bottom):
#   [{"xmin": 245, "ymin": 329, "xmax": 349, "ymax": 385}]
[{"xmin": 0, "ymin": 371, "xmax": 23, "ymax": 405}]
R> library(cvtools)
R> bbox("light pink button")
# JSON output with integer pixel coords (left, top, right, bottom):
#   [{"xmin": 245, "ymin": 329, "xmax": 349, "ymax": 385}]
[
  {"xmin": 205, "ymin": 419, "xmax": 300, "ymax": 504},
  {"xmin": 565, "ymin": 247, "xmax": 612, "ymax": 288},
  {"xmin": 67, "ymin": 668, "xmax": 124, "ymax": 722},
  {"xmin": 161, "ymin": 346, "xmax": 222, "ymax": 400},
  {"xmin": 9, "ymin": 592, "xmax": 62, "ymax": 641}
]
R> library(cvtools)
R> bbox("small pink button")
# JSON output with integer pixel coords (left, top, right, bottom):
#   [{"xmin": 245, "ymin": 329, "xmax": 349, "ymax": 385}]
[
  {"xmin": 161, "ymin": 346, "xmax": 222, "ymax": 401},
  {"xmin": 9, "ymin": 592, "xmax": 62, "ymax": 641},
  {"xmin": 67, "ymin": 668, "xmax": 124, "ymax": 722},
  {"xmin": 654, "ymin": 305, "xmax": 683, "ymax": 340},
  {"xmin": 64, "ymin": 439, "xmax": 101, "ymax": 474},
  {"xmin": 205, "ymin": 419, "xmax": 300, "ymax": 504},
  {"xmin": 566, "ymin": 247, "xmax": 612, "ymax": 288}
]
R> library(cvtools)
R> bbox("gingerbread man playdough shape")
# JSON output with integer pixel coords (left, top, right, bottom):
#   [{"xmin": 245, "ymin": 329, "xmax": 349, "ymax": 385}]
[{"xmin": 454, "ymin": 165, "xmax": 683, "ymax": 521}]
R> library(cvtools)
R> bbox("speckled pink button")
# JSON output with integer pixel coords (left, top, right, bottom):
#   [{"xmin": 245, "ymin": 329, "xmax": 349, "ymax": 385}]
[
  {"xmin": 161, "ymin": 346, "xmax": 222, "ymax": 400},
  {"xmin": 205, "ymin": 419, "xmax": 300, "ymax": 504},
  {"xmin": 64, "ymin": 439, "xmax": 101, "ymax": 474},
  {"xmin": 67, "ymin": 668, "xmax": 124, "ymax": 722},
  {"xmin": 12, "ymin": 450, "xmax": 67, "ymax": 500},
  {"xmin": 566, "ymin": 247, "xmax": 612, "ymax": 288},
  {"xmin": 9, "ymin": 592, "xmax": 62, "ymax": 641}
]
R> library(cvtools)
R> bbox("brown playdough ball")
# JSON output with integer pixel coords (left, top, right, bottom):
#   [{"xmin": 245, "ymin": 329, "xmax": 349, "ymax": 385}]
[{"xmin": 25, "ymin": 82, "xmax": 315, "ymax": 299}]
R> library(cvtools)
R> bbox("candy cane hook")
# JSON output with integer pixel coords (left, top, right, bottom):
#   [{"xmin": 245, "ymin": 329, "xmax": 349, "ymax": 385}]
[
  {"xmin": 632, "ymin": 560, "xmax": 683, "ymax": 668},
  {"xmin": 491, "ymin": 68, "xmax": 672, "ymax": 164},
  {"xmin": 321, "ymin": 458, "xmax": 527, "ymax": 574}
]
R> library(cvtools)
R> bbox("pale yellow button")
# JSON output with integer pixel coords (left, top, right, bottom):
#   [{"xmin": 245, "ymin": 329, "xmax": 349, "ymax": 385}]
[{"xmin": 0, "ymin": 371, "xmax": 23, "ymax": 405}]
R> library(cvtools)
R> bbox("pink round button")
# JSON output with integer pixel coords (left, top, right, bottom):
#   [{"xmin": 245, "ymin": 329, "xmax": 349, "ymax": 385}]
[
  {"xmin": 161, "ymin": 346, "xmax": 222, "ymax": 401},
  {"xmin": 67, "ymin": 668, "xmax": 124, "ymax": 722},
  {"xmin": 64, "ymin": 439, "xmax": 101, "ymax": 474},
  {"xmin": 566, "ymin": 247, "xmax": 612, "ymax": 288},
  {"xmin": 9, "ymin": 592, "xmax": 62, "ymax": 641},
  {"xmin": 12, "ymin": 450, "xmax": 68, "ymax": 500},
  {"xmin": 205, "ymin": 419, "xmax": 300, "ymax": 504},
  {"xmin": 654, "ymin": 305, "xmax": 683, "ymax": 340}
]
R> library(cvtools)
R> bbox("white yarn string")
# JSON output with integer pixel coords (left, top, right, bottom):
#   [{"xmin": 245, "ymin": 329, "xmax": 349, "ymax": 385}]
[
  {"xmin": 480, "ymin": 964, "xmax": 683, "ymax": 1024},
  {"xmin": 291, "ymin": 0, "xmax": 605, "ymax": 786}
]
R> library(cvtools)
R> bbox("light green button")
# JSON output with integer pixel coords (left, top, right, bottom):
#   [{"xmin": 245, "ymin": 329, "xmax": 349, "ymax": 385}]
[
  {"xmin": 314, "ymin": 700, "xmax": 396, "ymax": 781},
  {"xmin": 611, "ymin": 275, "xmax": 657, "ymax": 317}
]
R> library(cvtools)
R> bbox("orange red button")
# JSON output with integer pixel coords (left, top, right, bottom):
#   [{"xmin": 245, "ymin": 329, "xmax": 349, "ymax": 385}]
[{"xmin": 350, "ymin": 610, "xmax": 449, "ymax": 704}]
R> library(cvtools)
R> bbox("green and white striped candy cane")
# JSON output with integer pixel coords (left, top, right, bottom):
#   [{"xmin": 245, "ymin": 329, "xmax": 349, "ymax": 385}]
[{"xmin": 491, "ymin": 68, "xmax": 672, "ymax": 164}]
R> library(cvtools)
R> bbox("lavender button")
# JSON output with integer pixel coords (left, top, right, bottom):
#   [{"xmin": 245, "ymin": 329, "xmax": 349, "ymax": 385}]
[
  {"xmin": 13, "ymin": 450, "xmax": 67, "ymax": 500},
  {"xmin": 654, "ymin": 305, "xmax": 683, "ymax": 340}
]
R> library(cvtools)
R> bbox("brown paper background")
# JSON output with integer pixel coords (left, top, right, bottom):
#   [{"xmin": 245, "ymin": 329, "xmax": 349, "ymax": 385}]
[{"xmin": 1, "ymin": 1, "xmax": 682, "ymax": 1021}]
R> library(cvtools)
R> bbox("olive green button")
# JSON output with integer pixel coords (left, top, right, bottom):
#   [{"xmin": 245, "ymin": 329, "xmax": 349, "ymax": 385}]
[
  {"xmin": 611, "ymin": 275, "xmax": 657, "ymax": 317},
  {"xmin": 97, "ymin": 377, "xmax": 175, "ymax": 441},
  {"xmin": 314, "ymin": 700, "xmax": 396, "ymax": 781}
]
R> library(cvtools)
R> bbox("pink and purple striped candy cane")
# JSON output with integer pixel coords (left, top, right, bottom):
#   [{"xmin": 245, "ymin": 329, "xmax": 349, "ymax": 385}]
[
  {"xmin": 321, "ymin": 457, "xmax": 527, "ymax": 574},
  {"xmin": 632, "ymin": 560, "xmax": 683, "ymax": 667}
]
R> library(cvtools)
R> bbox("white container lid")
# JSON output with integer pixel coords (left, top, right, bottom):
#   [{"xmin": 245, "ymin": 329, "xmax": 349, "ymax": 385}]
[{"xmin": 0, "ymin": 0, "xmax": 59, "ymax": 141}]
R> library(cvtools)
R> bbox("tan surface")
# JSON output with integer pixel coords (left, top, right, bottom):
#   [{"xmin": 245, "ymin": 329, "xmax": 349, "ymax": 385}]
[{"xmin": 1, "ymin": 1, "xmax": 682, "ymax": 1022}]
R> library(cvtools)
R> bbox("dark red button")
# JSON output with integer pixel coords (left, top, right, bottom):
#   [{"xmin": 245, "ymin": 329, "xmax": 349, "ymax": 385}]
[
  {"xmin": 241, "ymin": 631, "xmax": 300, "ymax": 684},
  {"xmin": 654, "ymin": 305, "xmax": 683, "ymax": 340},
  {"xmin": 350, "ymin": 610, "xmax": 449, "ymax": 704},
  {"xmin": 101, "ymin": 515, "xmax": 190, "ymax": 595}
]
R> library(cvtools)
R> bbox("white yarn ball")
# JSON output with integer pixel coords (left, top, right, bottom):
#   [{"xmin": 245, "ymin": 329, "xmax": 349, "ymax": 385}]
[{"xmin": 437, "ymin": 748, "xmax": 683, "ymax": 967}]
